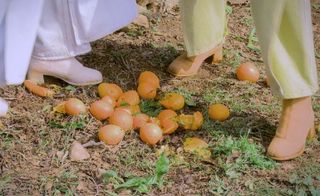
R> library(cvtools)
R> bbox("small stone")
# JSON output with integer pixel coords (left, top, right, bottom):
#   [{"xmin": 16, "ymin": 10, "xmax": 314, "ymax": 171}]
[
  {"xmin": 70, "ymin": 141, "xmax": 90, "ymax": 161},
  {"xmin": 133, "ymin": 14, "xmax": 149, "ymax": 28}
]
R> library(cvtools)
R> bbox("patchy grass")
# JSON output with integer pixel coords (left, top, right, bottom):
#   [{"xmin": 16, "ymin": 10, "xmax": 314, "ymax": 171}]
[
  {"xmin": 213, "ymin": 134, "xmax": 277, "ymax": 178},
  {"xmin": 0, "ymin": 1, "xmax": 319, "ymax": 195},
  {"xmin": 139, "ymin": 99, "xmax": 163, "ymax": 117}
]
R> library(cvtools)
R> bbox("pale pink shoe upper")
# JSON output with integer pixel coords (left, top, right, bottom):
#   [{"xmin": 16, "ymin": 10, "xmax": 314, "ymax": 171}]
[
  {"xmin": 28, "ymin": 57, "xmax": 102, "ymax": 86},
  {"xmin": 267, "ymin": 97, "xmax": 314, "ymax": 160}
]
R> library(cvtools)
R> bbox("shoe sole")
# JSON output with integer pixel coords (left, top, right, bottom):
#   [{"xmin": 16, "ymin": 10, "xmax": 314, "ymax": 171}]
[
  {"xmin": 267, "ymin": 147, "xmax": 305, "ymax": 161},
  {"xmin": 28, "ymin": 72, "xmax": 102, "ymax": 86},
  {"xmin": 167, "ymin": 69, "xmax": 197, "ymax": 77}
]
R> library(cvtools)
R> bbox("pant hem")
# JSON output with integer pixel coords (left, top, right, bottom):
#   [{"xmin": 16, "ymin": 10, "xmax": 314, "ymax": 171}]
[
  {"xmin": 32, "ymin": 45, "xmax": 91, "ymax": 60},
  {"xmin": 278, "ymin": 87, "xmax": 319, "ymax": 99},
  {"xmin": 186, "ymin": 39, "xmax": 224, "ymax": 57}
]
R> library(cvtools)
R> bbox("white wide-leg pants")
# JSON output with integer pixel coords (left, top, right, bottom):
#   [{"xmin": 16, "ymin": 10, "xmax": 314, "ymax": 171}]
[{"xmin": 0, "ymin": 0, "xmax": 137, "ymax": 85}]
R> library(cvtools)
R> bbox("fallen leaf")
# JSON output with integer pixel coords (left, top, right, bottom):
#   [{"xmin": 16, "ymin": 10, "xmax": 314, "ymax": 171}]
[
  {"xmin": 156, "ymin": 145, "xmax": 174, "ymax": 157},
  {"xmin": 53, "ymin": 101, "xmax": 66, "ymax": 114},
  {"xmin": 228, "ymin": 0, "xmax": 247, "ymax": 5},
  {"xmin": 183, "ymin": 137, "xmax": 211, "ymax": 160}
]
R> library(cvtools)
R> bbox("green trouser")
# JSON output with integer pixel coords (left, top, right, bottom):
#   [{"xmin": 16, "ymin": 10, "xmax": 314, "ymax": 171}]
[{"xmin": 180, "ymin": 0, "xmax": 318, "ymax": 99}]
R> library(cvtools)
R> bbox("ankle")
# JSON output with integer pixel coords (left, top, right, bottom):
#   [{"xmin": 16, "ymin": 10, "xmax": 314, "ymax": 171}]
[{"xmin": 282, "ymin": 96, "xmax": 313, "ymax": 112}]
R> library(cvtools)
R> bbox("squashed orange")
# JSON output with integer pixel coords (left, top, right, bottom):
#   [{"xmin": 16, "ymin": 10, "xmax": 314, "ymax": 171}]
[
  {"xmin": 158, "ymin": 110, "xmax": 179, "ymax": 134},
  {"xmin": 178, "ymin": 111, "xmax": 203, "ymax": 131},
  {"xmin": 117, "ymin": 90, "xmax": 140, "ymax": 106},
  {"xmin": 137, "ymin": 82, "xmax": 157, "ymax": 99},
  {"xmin": 138, "ymin": 71, "xmax": 160, "ymax": 88},
  {"xmin": 191, "ymin": 111, "xmax": 203, "ymax": 130},
  {"xmin": 98, "ymin": 83, "xmax": 123, "ymax": 100},
  {"xmin": 118, "ymin": 104, "xmax": 141, "ymax": 115},
  {"xmin": 160, "ymin": 93, "xmax": 185, "ymax": 111}
]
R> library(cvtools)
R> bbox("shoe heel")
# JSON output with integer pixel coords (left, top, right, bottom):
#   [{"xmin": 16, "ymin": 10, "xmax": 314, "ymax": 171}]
[
  {"xmin": 307, "ymin": 127, "xmax": 317, "ymax": 141},
  {"xmin": 27, "ymin": 70, "xmax": 45, "ymax": 84},
  {"xmin": 212, "ymin": 45, "xmax": 223, "ymax": 64}
]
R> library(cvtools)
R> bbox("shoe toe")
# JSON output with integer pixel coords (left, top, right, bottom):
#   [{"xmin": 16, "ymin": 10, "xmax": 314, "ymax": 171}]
[
  {"xmin": 70, "ymin": 67, "xmax": 102, "ymax": 85},
  {"xmin": 267, "ymin": 137, "xmax": 304, "ymax": 160}
]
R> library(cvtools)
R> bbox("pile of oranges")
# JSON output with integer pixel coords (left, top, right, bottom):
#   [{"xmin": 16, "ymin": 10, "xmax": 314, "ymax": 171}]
[
  {"xmin": 95, "ymin": 71, "xmax": 205, "ymax": 146},
  {"xmin": 55, "ymin": 71, "xmax": 205, "ymax": 146},
  {"xmin": 34, "ymin": 61, "xmax": 263, "ymax": 146}
]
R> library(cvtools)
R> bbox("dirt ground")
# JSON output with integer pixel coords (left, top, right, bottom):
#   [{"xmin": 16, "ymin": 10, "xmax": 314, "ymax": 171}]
[{"xmin": 1, "ymin": 1, "xmax": 320, "ymax": 196}]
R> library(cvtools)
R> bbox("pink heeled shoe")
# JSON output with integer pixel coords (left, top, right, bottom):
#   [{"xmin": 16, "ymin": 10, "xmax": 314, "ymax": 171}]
[{"xmin": 28, "ymin": 57, "xmax": 102, "ymax": 86}]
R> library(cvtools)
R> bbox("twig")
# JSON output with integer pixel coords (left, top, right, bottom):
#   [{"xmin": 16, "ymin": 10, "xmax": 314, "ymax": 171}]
[
  {"xmin": 82, "ymin": 141, "xmax": 104, "ymax": 148},
  {"xmin": 87, "ymin": 175, "xmax": 100, "ymax": 196}
]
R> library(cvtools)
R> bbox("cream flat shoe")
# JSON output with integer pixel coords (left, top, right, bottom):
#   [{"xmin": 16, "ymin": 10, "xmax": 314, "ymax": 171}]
[{"xmin": 28, "ymin": 57, "xmax": 102, "ymax": 86}]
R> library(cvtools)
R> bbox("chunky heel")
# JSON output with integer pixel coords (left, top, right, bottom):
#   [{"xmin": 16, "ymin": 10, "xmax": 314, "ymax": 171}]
[
  {"xmin": 27, "ymin": 70, "xmax": 45, "ymax": 84},
  {"xmin": 168, "ymin": 44, "xmax": 224, "ymax": 77},
  {"xmin": 212, "ymin": 45, "xmax": 223, "ymax": 64},
  {"xmin": 307, "ymin": 127, "xmax": 317, "ymax": 141}
]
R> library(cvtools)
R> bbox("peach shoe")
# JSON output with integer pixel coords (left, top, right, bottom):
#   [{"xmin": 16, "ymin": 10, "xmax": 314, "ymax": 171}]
[
  {"xmin": 167, "ymin": 44, "xmax": 223, "ymax": 77},
  {"xmin": 267, "ymin": 97, "xmax": 316, "ymax": 161},
  {"xmin": 27, "ymin": 57, "xmax": 102, "ymax": 86}
]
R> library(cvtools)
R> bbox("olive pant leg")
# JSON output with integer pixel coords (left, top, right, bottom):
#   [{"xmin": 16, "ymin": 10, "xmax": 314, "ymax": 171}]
[
  {"xmin": 180, "ymin": 0, "xmax": 226, "ymax": 57},
  {"xmin": 251, "ymin": 0, "xmax": 318, "ymax": 98}
]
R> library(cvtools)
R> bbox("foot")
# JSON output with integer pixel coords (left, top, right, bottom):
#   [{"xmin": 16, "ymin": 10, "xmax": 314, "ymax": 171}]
[
  {"xmin": 167, "ymin": 45, "xmax": 222, "ymax": 77},
  {"xmin": 0, "ymin": 98, "xmax": 8, "ymax": 116},
  {"xmin": 28, "ymin": 57, "xmax": 103, "ymax": 86},
  {"xmin": 267, "ymin": 97, "xmax": 315, "ymax": 161}
]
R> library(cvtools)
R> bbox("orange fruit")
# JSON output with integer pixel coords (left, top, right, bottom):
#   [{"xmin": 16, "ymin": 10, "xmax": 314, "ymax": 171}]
[
  {"xmin": 138, "ymin": 71, "xmax": 160, "ymax": 88},
  {"xmin": 158, "ymin": 109, "xmax": 177, "ymax": 122},
  {"xmin": 118, "ymin": 105, "xmax": 141, "ymax": 115},
  {"xmin": 137, "ymin": 82, "xmax": 157, "ymax": 99},
  {"xmin": 133, "ymin": 113, "xmax": 150, "ymax": 129},
  {"xmin": 236, "ymin": 62, "xmax": 260, "ymax": 83},
  {"xmin": 158, "ymin": 110, "xmax": 178, "ymax": 134},
  {"xmin": 178, "ymin": 112, "xmax": 203, "ymax": 131},
  {"xmin": 89, "ymin": 100, "xmax": 114, "ymax": 120},
  {"xmin": 109, "ymin": 108, "xmax": 133, "ymax": 131},
  {"xmin": 98, "ymin": 83, "xmax": 123, "ymax": 100},
  {"xmin": 65, "ymin": 98, "xmax": 87, "ymax": 116},
  {"xmin": 161, "ymin": 119, "xmax": 179, "ymax": 134},
  {"xmin": 101, "ymin": 95, "xmax": 116, "ymax": 107},
  {"xmin": 117, "ymin": 90, "xmax": 140, "ymax": 106},
  {"xmin": 98, "ymin": 125, "xmax": 125, "ymax": 145},
  {"xmin": 208, "ymin": 104, "xmax": 230, "ymax": 121},
  {"xmin": 140, "ymin": 123, "xmax": 163, "ymax": 145},
  {"xmin": 160, "ymin": 93, "xmax": 185, "ymax": 111},
  {"xmin": 149, "ymin": 117, "xmax": 160, "ymax": 126},
  {"xmin": 178, "ymin": 114, "xmax": 194, "ymax": 130},
  {"xmin": 191, "ymin": 111, "xmax": 203, "ymax": 131}
]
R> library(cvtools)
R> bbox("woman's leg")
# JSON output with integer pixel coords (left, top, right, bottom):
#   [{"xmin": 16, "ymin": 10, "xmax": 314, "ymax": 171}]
[
  {"xmin": 29, "ymin": 0, "xmax": 137, "ymax": 86},
  {"xmin": 28, "ymin": 0, "xmax": 102, "ymax": 86},
  {"xmin": 0, "ymin": 6, "xmax": 8, "ymax": 116},
  {"xmin": 251, "ymin": 0, "xmax": 318, "ymax": 160},
  {"xmin": 168, "ymin": 0, "xmax": 226, "ymax": 76}
]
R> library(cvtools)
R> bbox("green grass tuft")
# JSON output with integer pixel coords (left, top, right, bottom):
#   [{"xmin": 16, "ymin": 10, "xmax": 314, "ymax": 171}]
[{"xmin": 139, "ymin": 100, "xmax": 163, "ymax": 117}]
